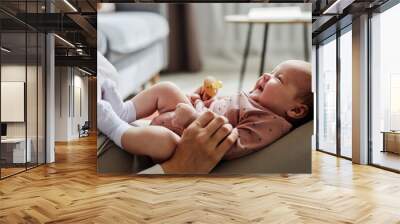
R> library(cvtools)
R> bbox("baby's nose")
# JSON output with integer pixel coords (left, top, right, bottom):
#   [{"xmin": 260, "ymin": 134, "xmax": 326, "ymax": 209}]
[{"xmin": 262, "ymin": 73, "xmax": 272, "ymax": 82}]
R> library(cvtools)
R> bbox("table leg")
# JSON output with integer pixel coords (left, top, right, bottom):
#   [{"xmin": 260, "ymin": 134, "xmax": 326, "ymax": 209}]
[
  {"xmin": 303, "ymin": 23, "xmax": 310, "ymax": 61},
  {"xmin": 239, "ymin": 23, "xmax": 253, "ymax": 91},
  {"xmin": 259, "ymin": 24, "xmax": 269, "ymax": 77},
  {"xmin": 382, "ymin": 133, "xmax": 387, "ymax": 153}
]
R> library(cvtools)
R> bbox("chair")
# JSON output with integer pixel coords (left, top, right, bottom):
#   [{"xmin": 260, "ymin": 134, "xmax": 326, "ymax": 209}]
[
  {"xmin": 98, "ymin": 4, "xmax": 169, "ymax": 100},
  {"xmin": 78, "ymin": 121, "xmax": 90, "ymax": 138}
]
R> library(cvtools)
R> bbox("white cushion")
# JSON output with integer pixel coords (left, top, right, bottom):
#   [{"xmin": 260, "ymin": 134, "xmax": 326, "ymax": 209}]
[
  {"xmin": 97, "ymin": 29, "xmax": 107, "ymax": 55},
  {"xmin": 98, "ymin": 12, "xmax": 169, "ymax": 54},
  {"xmin": 98, "ymin": 3, "xmax": 115, "ymax": 13}
]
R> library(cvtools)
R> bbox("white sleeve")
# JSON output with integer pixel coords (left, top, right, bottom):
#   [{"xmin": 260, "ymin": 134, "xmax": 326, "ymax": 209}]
[
  {"xmin": 138, "ymin": 164, "xmax": 165, "ymax": 174},
  {"xmin": 97, "ymin": 51, "xmax": 119, "ymax": 102}
]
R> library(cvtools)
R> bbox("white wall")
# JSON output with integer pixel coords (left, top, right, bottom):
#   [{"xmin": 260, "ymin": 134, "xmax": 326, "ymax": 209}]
[
  {"xmin": 193, "ymin": 3, "xmax": 312, "ymax": 67},
  {"xmin": 54, "ymin": 67, "xmax": 89, "ymax": 141},
  {"xmin": 1, "ymin": 66, "xmax": 26, "ymax": 139},
  {"xmin": 54, "ymin": 66, "xmax": 70, "ymax": 141},
  {"xmin": 1, "ymin": 65, "xmax": 37, "ymax": 138},
  {"xmin": 71, "ymin": 73, "xmax": 89, "ymax": 138}
]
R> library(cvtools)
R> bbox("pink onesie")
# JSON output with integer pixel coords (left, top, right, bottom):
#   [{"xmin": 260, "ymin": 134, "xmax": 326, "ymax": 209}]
[{"xmin": 153, "ymin": 92, "xmax": 293, "ymax": 160}]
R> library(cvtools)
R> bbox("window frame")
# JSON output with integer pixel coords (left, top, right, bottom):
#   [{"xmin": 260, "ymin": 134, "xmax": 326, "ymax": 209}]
[
  {"xmin": 0, "ymin": 1, "xmax": 48, "ymax": 180},
  {"xmin": 315, "ymin": 21, "xmax": 353, "ymax": 161}
]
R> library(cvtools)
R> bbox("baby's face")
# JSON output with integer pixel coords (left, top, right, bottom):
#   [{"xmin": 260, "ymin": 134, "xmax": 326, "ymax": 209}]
[{"xmin": 249, "ymin": 61, "xmax": 311, "ymax": 117}]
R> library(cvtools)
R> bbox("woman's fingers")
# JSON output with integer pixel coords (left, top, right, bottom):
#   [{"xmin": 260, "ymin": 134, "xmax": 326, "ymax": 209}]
[
  {"xmin": 216, "ymin": 128, "xmax": 239, "ymax": 155},
  {"xmin": 203, "ymin": 115, "xmax": 227, "ymax": 138},
  {"xmin": 189, "ymin": 111, "xmax": 215, "ymax": 129},
  {"xmin": 209, "ymin": 123, "xmax": 232, "ymax": 147}
]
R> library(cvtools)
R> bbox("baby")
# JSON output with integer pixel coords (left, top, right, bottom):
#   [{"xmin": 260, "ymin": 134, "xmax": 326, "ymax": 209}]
[{"xmin": 99, "ymin": 60, "xmax": 312, "ymax": 161}]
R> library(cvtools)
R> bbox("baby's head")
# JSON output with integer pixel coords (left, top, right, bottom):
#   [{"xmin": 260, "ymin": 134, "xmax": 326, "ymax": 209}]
[{"xmin": 249, "ymin": 60, "xmax": 313, "ymax": 128}]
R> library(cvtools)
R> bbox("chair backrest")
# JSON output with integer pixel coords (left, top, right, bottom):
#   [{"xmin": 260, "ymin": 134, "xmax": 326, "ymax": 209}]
[
  {"xmin": 116, "ymin": 3, "xmax": 162, "ymax": 13},
  {"xmin": 82, "ymin": 121, "xmax": 90, "ymax": 129}
]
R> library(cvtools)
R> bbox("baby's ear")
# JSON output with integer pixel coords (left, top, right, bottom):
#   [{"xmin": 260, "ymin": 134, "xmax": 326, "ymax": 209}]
[{"xmin": 286, "ymin": 103, "xmax": 308, "ymax": 120}]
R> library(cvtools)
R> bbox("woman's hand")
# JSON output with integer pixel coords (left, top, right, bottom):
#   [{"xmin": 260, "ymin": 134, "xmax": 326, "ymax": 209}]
[{"xmin": 161, "ymin": 111, "xmax": 238, "ymax": 174}]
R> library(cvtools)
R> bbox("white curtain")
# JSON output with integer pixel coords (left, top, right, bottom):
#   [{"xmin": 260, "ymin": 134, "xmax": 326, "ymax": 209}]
[{"xmin": 192, "ymin": 3, "xmax": 312, "ymax": 67}]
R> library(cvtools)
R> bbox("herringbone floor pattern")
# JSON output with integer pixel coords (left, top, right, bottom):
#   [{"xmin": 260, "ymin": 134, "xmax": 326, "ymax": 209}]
[{"xmin": 1, "ymin": 135, "xmax": 400, "ymax": 223}]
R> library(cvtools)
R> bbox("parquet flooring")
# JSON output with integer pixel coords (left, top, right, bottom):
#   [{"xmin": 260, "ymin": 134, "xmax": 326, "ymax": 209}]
[
  {"xmin": 1, "ymin": 135, "xmax": 400, "ymax": 223},
  {"xmin": 1, "ymin": 167, "xmax": 26, "ymax": 178}
]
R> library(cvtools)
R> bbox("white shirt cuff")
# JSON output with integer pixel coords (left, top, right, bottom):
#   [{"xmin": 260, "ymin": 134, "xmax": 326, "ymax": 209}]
[{"xmin": 138, "ymin": 164, "xmax": 165, "ymax": 174}]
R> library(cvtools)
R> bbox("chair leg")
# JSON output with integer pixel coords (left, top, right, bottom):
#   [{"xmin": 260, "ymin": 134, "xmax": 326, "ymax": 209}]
[
  {"xmin": 239, "ymin": 23, "xmax": 253, "ymax": 91},
  {"xmin": 259, "ymin": 24, "xmax": 269, "ymax": 77},
  {"xmin": 303, "ymin": 23, "xmax": 309, "ymax": 61}
]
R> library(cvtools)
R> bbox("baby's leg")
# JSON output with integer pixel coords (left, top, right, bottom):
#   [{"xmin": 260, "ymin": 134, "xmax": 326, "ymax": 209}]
[
  {"xmin": 130, "ymin": 82, "xmax": 191, "ymax": 120},
  {"xmin": 121, "ymin": 126, "xmax": 179, "ymax": 162},
  {"xmin": 102, "ymin": 81, "xmax": 190, "ymax": 123},
  {"xmin": 98, "ymin": 100, "xmax": 178, "ymax": 162}
]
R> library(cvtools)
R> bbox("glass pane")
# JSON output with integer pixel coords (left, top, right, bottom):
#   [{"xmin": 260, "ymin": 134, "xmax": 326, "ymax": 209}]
[
  {"xmin": 312, "ymin": 46, "xmax": 317, "ymax": 150},
  {"xmin": 317, "ymin": 37, "xmax": 337, "ymax": 154},
  {"xmin": 27, "ymin": 31, "xmax": 38, "ymax": 169},
  {"xmin": 340, "ymin": 29, "xmax": 352, "ymax": 158},
  {"xmin": 38, "ymin": 33, "xmax": 45, "ymax": 165},
  {"xmin": 371, "ymin": 4, "xmax": 400, "ymax": 171},
  {"xmin": 1, "ymin": 31, "xmax": 27, "ymax": 177}
]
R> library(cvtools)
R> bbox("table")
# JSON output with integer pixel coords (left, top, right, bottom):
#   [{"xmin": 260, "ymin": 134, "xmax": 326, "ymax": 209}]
[
  {"xmin": 381, "ymin": 131, "xmax": 400, "ymax": 154},
  {"xmin": 225, "ymin": 13, "xmax": 311, "ymax": 90},
  {"xmin": 1, "ymin": 138, "xmax": 32, "ymax": 164}
]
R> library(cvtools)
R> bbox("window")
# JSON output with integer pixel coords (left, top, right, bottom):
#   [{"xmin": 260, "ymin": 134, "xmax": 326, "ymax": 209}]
[
  {"xmin": 317, "ymin": 36, "xmax": 337, "ymax": 154},
  {"xmin": 0, "ymin": 1, "xmax": 46, "ymax": 179},
  {"xmin": 339, "ymin": 28, "xmax": 352, "ymax": 158},
  {"xmin": 370, "ymin": 2, "xmax": 400, "ymax": 171}
]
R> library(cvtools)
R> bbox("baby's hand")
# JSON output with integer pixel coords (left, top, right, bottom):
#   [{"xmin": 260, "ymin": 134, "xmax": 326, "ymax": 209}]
[
  {"xmin": 195, "ymin": 85, "xmax": 214, "ymax": 102},
  {"xmin": 203, "ymin": 98, "xmax": 215, "ymax": 108},
  {"xmin": 202, "ymin": 76, "xmax": 222, "ymax": 100},
  {"xmin": 187, "ymin": 93, "xmax": 201, "ymax": 105},
  {"xmin": 191, "ymin": 86, "xmax": 211, "ymax": 103},
  {"xmin": 172, "ymin": 103, "xmax": 198, "ymax": 129}
]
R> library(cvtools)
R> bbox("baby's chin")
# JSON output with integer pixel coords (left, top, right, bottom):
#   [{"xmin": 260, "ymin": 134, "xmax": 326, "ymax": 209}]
[
  {"xmin": 248, "ymin": 90, "xmax": 271, "ymax": 109},
  {"xmin": 249, "ymin": 88, "xmax": 260, "ymax": 97},
  {"xmin": 248, "ymin": 90, "xmax": 261, "ymax": 102}
]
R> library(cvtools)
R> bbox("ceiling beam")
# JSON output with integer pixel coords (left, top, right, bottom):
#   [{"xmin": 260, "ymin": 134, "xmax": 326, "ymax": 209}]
[
  {"xmin": 322, "ymin": 0, "xmax": 356, "ymax": 15},
  {"xmin": 67, "ymin": 14, "xmax": 96, "ymax": 39},
  {"xmin": 55, "ymin": 55, "xmax": 96, "ymax": 72}
]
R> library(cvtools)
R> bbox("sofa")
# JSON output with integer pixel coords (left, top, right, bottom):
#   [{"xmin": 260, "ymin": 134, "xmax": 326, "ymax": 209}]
[
  {"xmin": 98, "ymin": 3, "xmax": 169, "ymax": 99},
  {"xmin": 97, "ymin": 121, "xmax": 313, "ymax": 174}
]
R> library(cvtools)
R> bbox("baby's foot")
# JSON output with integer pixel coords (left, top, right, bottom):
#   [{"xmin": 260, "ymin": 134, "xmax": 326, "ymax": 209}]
[
  {"xmin": 102, "ymin": 79, "xmax": 136, "ymax": 123},
  {"xmin": 150, "ymin": 112, "xmax": 185, "ymax": 135},
  {"xmin": 172, "ymin": 103, "xmax": 198, "ymax": 129}
]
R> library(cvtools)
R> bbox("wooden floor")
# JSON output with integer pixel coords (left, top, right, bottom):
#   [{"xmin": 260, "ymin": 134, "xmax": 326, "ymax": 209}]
[
  {"xmin": 1, "ymin": 167, "xmax": 26, "ymax": 178},
  {"xmin": 1, "ymin": 135, "xmax": 400, "ymax": 223}
]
